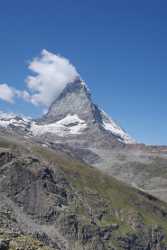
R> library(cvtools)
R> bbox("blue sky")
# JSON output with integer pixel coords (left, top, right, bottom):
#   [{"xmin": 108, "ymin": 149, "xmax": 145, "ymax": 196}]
[{"xmin": 0, "ymin": 0, "xmax": 166, "ymax": 145}]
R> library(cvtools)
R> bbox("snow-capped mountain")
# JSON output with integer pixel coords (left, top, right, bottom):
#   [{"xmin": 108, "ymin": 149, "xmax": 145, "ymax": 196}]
[
  {"xmin": 0, "ymin": 111, "xmax": 31, "ymax": 134},
  {"xmin": 2, "ymin": 79, "xmax": 167, "ymax": 204},
  {"xmin": 0, "ymin": 79, "xmax": 134, "ymax": 145},
  {"xmin": 39, "ymin": 79, "xmax": 135, "ymax": 145}
]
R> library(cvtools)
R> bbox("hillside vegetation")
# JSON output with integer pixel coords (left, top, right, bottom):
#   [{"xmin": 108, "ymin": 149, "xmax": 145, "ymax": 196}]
[{"xmin": 0, "ymin": 134, "xmax": 167, "ymax": 249}]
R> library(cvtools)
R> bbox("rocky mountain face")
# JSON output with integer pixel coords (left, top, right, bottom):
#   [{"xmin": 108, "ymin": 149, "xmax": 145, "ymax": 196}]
[
  {"xmin": 0, "ymin": 78, "xmax": 167, "ymax": 249},
  {"xmin": 0, "ymin": 79, "xmax": 167, "ymax": 205},
  {"xmin": 1, "ymin": 134, "xmax": 167, "ymax": 249},
  {"xmin": 0, "ymin": 79, "xmax": 167, "ymax": 203},
  {"xmin": 40, "ymin": 79, "xmax": 135, "ymax": 145},
  {"xmin": 0, "ymin": 80, "xmax": 134, "ymax": 145}
]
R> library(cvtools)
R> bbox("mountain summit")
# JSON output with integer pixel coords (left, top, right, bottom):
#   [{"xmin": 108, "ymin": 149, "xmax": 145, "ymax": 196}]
[
  {"xmin": 0, "ymin": 79, "xmax": 134, "ymax": 145},
  {"xmin": 43, "ymin": 80, "xmax": 94, "ymax": 123},
  {"xmin": 38, "ymin": 79, "xmax": 135, "ymax": 145}
]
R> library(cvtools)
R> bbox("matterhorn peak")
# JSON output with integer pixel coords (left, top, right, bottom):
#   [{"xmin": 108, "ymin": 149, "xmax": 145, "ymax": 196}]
[
  {"xmin": 42, "ymin": 78, "xmax": 94, "ymax": 124},
  {"xmin": 37, "ymin": 78, "xmax": 135, "ymax": 145},
  {"xmin": 0, "ymin": 78, "xmax": 135, "ymax": 145}
]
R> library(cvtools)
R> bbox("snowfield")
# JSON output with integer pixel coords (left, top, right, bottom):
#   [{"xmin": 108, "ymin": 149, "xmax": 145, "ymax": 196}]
[
  {"xmin": 0, "ymin": 111, "xmax": 30, "ymax": 129},
  {"xmin": 31, "ymin": 114, "xmax": 88, "ymax": 136},
  {"xmin": 0, "ymin": 110, "xmax": 134, "ymax": 143},
  {"xmin": 100, "ymin": 109, "xmax": 135, "ymax": 144}
]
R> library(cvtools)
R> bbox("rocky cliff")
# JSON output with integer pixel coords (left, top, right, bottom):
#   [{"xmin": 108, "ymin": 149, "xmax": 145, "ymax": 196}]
[{"xmin": 0, "ymin": 134, "xmax": 167, "ymax": 249}]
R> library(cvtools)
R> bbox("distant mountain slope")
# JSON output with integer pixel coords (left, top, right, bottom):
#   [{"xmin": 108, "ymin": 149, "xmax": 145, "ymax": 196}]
[{"xmin": 0, "ymin": 134, "xmax": 167, "ymax": 249}]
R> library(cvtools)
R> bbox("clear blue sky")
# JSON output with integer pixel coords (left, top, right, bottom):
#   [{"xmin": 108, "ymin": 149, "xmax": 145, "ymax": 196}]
[{"xmin": 0, "ymin": 0, "xmax": 166, "ymax": 145}]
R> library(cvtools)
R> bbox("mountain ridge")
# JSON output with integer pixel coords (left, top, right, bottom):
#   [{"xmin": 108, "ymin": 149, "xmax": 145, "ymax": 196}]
[
  {"xmin": 0, "ymin": 79, "xmax": 167, "ymax": 204},
  {"xmin": 0, "ymin": 79, "xmax": 135, "ymax": 145}
]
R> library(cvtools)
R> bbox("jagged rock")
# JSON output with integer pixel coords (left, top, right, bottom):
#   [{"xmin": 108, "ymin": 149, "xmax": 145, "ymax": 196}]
[
  {"xmin": 0, "ymin": 137, "xmax": 167, "ymax": 249},
  {"xmin": 82, "ymin": 224, "xmax": 97, "ymax": 242},
  {"xmin": 0, "ymin": 239, "xmax": 9, "ymax": 250},
  {"xmin": 59, "ymin": 214, "xmax": 79, "ymax": 240},
  {"xmin": 0, "ymin": 152, "xmax": 14, "ymax": 167}
]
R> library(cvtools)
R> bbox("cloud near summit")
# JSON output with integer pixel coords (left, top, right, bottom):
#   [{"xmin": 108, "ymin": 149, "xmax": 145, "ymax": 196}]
[
  {"xmin": 0, "ymin": 50, "xmax": 79, "ymax": 107},
  {"xmin": 0, "ymin": 84, "xmax": 15, "ymax": 103},
  {"xmin": 26, "ymin": 49, "xmax": 79, "ymax": 106}
]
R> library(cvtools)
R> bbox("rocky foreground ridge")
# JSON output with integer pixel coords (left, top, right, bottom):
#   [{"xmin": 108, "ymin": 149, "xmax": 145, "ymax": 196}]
[{"xmin": 0, "ymin": 133, "xmax": 167, "ymax": 249}]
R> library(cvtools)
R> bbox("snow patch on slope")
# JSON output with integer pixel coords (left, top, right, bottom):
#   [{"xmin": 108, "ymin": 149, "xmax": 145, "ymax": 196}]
[
  {"xmin": 101, "ymin": 110, "xmax": 135, "ymax": 144},
  {"xmin": 31, "ymin": 114, "xmax": 87, "ymax": 136},
  {"xmin": 0, "ymin": 111, "xmax": 87, "ymax": 137},
  {"xmin": 0, "ymin": 111, "xmax": 16, "ymax": 120},
  {"xmin": 0, "ymin": 111, "xmax": 30, "ymax": 129},
  {"xmin": 0, "ymin": 109, "xmax": 135, "ymax": 144}
]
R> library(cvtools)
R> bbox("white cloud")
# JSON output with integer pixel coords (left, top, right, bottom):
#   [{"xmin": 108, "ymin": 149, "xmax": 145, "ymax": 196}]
[
  {"xmin": 0, "ymin": 50, "xmax": 79, "ymax": 108},
  {"xmin": 15, "ymin": 90, "xmax": 31, "ymax": 102},
  {"xmin": 26, "ymin": 49, "xmax": 79, "ymax": 106},
  {"xmin": 0, "ymin": 84, "xmax": 31, "ymax": 104},
  {"xmin": 0, "ymin": 83, "xmax": 15, "ymax": 103}
]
